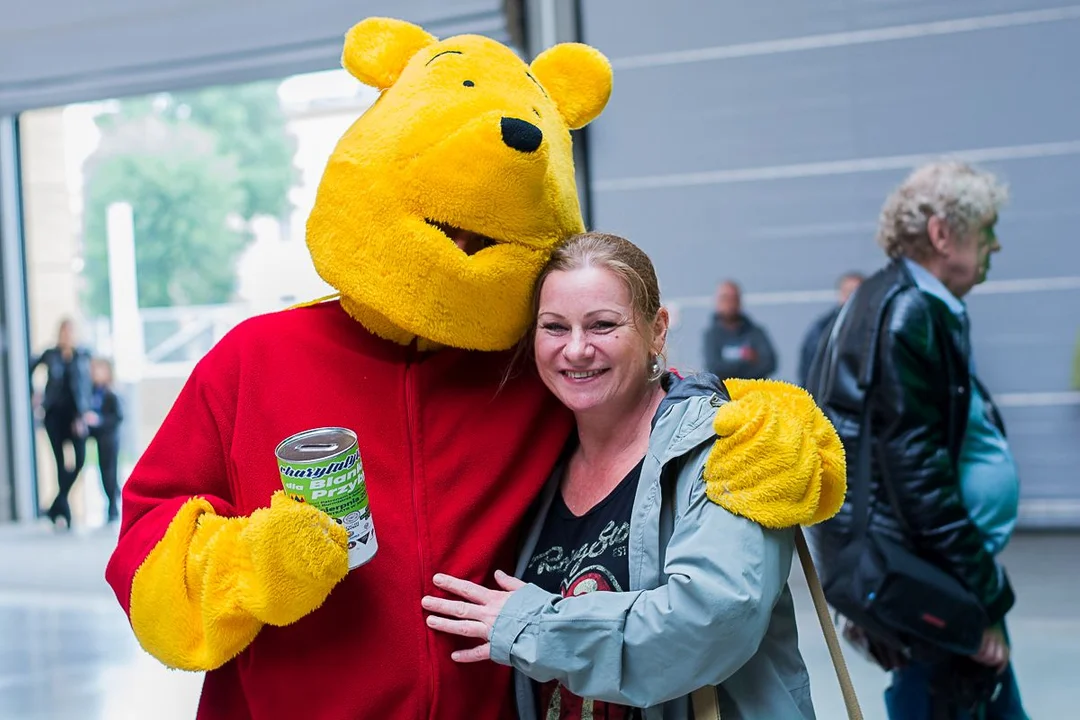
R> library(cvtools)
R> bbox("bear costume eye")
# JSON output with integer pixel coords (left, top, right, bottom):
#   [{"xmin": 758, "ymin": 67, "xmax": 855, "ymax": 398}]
[
  {"xmin": 525, "ymin": 71, "xmax": 548, "ymax": 98},
  {"xmin": 463, "ymin": 80, "xmax": 475, "ymax": 87}
]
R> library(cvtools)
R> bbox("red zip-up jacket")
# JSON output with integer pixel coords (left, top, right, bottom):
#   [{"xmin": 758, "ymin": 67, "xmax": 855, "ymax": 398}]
[{"xmin": 106, "ymin": 301, "xmax": 572, "ymax": 719}]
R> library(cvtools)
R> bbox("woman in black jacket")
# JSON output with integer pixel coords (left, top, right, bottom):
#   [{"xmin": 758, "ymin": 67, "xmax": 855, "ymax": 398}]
[
  {"xmin": 88, "ymin": 357, "xmax": 124, "ymax": 523},
  {"xmin": 31, "ymin": 318, "xmax": 93, "ymax": 528}
]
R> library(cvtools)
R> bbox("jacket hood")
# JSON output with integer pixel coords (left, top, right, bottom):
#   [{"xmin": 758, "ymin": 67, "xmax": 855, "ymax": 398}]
[{"xmin": 653, "ymin": 371, "xmax": 728, "ymax": 427}]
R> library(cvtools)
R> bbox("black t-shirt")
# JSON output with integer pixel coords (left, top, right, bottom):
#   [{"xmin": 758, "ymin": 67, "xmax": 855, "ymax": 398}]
[{"xmin": 521, "ymin": 457, "xmax": 644, "ymax": 720}]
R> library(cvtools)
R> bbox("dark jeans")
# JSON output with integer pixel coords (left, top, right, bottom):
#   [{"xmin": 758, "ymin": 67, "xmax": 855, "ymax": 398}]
[
  {"xmin": 44, "ymin": 411, "xmax": 86, "ymax": 523},
  {"xmin": 886, "ymin": 660, "xmax": 1028, "ymax": 720},
  {"xmin": 90, "ymin": 429, "xmax": 120, "ymax": 521}
]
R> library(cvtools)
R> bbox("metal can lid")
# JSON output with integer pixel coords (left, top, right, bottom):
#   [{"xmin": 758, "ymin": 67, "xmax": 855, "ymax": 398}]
[{"xmin": 275, "ymin": 427, "xmax": 358, "ymax": 463}]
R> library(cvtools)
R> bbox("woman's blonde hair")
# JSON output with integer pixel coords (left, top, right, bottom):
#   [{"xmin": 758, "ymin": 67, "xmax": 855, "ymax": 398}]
[
  {"xmin": 876, "ymin": 161, "xmax": 1008, "ymax": 260},
  {"xmin": 509, "ymin": 232, "xmax": 666, "ymax": 382},
  {"xmin": 536, "ymin": 232, "xmax": 662, "ymax": 329}
]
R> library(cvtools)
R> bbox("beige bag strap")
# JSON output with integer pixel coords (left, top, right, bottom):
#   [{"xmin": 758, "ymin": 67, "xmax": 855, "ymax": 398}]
[
  {"xmin": 794, "ymin": 527, "xmax": 864, "ymax": 719},
  {"xmin": 690, "ymin": 685, "xmax": 721, "ymax": 720},
  {"xmin": 689, "ymin": 528, "xmax": 863, "ymax": 720}
]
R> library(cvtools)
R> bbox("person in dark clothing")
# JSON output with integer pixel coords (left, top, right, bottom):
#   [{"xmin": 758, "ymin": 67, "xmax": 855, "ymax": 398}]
[
  {"xmin": 807, "ymin": 161, "xmax": 1028, "ymax": 720},
  {"xmin": 702, "ymin": 280, "xmax": 777, "ymax": 380},
  {"xmin": 797, "ymin": 272, "xmax": 863, "ymax": 387},
  {"xmin": 31, "ymin": 318, "xmax": 93, "ymax": 529},
  {"xmin": 88, "ymin": 357, "xmax": 124, "ymax": 523}
]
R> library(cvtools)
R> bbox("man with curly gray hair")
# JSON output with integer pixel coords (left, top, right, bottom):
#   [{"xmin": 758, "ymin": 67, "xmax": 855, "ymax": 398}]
[
  {"xmin": 876, "ymin": 161, "xmax": 1009, "ymax": 296},
  {"xmin": 807, "ymin": 160, "xmax": 1029, "ymax": 719}
]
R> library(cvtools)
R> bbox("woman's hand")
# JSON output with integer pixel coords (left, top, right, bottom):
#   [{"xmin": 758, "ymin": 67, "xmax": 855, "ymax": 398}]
[{"xmin": 422, "ymin": 570, "xmax": 525, "ymax": 662}]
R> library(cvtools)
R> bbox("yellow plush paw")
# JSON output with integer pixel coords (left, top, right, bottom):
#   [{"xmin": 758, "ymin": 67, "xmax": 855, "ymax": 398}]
[
  {"xmin": 704, "ymin": 378, "xmax": 846, "ymax": 528},
  {"xmin": 239, "ymin": 491, "xmax": 350, "ymax": 626}
]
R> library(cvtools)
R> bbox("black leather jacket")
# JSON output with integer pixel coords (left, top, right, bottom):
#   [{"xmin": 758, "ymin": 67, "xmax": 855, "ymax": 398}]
[
  {"xmin": 807, "ymin": 259, "xmax": 1014, "ymax": 624},
  {"xmin": 31, "ymin": 346, "xmax": 92, "ymax": 419}
]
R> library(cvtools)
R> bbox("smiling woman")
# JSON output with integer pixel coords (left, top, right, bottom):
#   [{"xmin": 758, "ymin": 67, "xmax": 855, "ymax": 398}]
[
  {"xmin": 424, "ymin": 231, "xmax": 831, "ymax": 720},
  {"xmin": 532, "ymin": 232, "xmax": 668, "ymax": 417}
]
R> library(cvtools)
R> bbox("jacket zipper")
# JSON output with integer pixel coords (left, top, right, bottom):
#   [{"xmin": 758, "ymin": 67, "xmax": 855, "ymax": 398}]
[{"xmin": 404, "ymin": 349, "xmax": 435, "ymax": 720}]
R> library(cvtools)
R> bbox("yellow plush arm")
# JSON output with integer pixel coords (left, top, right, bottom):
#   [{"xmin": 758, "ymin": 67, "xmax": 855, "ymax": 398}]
[
  {"xmin": 129, "ymin": 492, "xmax": 349, "ymax": 671},
  {"xmin": 704, "ymin": 379, "xmax": 846, "ymax": 529}
]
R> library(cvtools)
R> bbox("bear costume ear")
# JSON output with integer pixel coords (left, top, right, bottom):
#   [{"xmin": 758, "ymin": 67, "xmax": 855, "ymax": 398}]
[
  {"xmin": 342, "ymin": 17, "xmax": 438, "ymax": 90},
  {"xmin": 530, "ymin": 43, "xmax": 612, "ymax": 130}
]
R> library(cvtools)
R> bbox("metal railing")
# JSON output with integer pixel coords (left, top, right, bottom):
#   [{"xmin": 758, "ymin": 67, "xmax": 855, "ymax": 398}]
[{"xmin": 88, "ymin": 302, "xmax": 253, "ymax": 375}]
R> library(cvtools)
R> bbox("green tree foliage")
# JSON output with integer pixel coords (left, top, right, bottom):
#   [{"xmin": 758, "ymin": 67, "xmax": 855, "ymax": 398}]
[
  {"xmin": 82, "ymin": 81, "xmax": 297, "ymax": 315},
  {"xmin": 168, "ymin": 83, "xmax": 298, "ymax": 220}
]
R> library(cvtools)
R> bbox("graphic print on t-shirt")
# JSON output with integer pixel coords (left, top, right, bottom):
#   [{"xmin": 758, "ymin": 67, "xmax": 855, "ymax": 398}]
[
  {"xmin": 521, "ymin": 461, "xmax": 643, "ymax": 720},
  {"xmin": 565, "ymin": 565, "xmax": 620, "ymax": 597},
  {"xmin": 527, "ymin": 518, "xmax": 630, "ymax": 596}
]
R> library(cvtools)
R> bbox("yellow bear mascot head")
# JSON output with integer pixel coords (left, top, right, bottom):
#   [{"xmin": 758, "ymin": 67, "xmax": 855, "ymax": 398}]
[{"xmin": 306, "ymin": 18, "xmax": 612, "ymax": 351}]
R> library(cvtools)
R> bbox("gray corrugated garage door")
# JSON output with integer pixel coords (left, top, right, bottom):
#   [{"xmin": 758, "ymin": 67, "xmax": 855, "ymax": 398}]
[
  {"xmin": 578, "ymin": 1, "xmax": 1080, "ymax": 525},
  {"xmin": 0, "ymin": 0, "xmax": 511, "ymax": 113}
]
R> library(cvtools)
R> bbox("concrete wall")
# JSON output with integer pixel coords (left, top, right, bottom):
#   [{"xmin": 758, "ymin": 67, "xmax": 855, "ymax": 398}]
[{"xmin": 578, "ymin": 1, "xmax": 1080, "ymax": 520}]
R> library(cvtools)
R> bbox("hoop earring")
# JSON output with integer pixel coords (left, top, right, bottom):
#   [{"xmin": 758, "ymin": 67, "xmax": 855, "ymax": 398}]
[{"xmin": 648, "ymin": 354, "xmax": 663, "ymax": 382}]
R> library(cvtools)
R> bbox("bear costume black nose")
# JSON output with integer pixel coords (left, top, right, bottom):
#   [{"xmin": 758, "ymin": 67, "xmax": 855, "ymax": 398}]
[{"xmin": 501, "ymin": 117, "xmax": 543, "ymax": 153}]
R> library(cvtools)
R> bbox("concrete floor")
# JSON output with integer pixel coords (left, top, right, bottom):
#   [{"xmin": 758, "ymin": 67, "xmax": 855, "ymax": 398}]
[{"xmin": 1, "ymin": 521, "xmax": 1075, "ymax": 719}]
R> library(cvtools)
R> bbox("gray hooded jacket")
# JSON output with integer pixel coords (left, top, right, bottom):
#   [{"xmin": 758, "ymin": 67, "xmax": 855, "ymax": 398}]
[{"xmin": 490, "ymin": 374, "xmax": 815, "ymax": 720}]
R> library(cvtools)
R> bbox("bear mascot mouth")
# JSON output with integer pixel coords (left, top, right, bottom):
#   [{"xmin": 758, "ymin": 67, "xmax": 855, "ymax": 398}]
[{"xmin": 425, "ymin": 220, "xmax": 497, "ymax": 256}]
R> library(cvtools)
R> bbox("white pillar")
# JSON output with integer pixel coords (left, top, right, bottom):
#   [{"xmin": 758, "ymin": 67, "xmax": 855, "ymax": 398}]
[
  {"xmin": 106, "ymin": 202, "xmax": 143, "ymax": 463},
  {"xmin": 106, "ymin": 202, "xmax": 143, "ymax": 385}
]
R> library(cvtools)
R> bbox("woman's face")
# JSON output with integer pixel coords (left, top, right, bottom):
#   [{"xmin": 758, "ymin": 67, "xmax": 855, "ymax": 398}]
[
  {"xmin": 534, "ymin": 266, "xmax": 664, "ymax": 414},
  {"xmin": 57, "ymin": 321, "xmax": 74, "ymax": 349}
]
